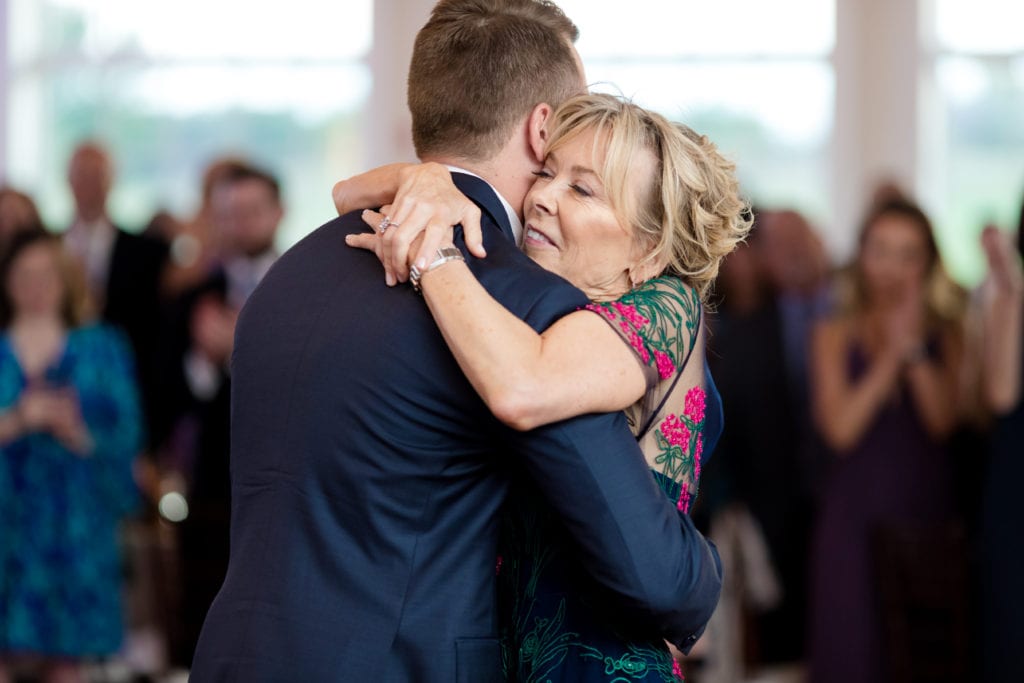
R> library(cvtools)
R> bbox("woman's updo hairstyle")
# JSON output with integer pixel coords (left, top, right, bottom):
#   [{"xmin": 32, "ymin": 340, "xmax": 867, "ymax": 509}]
[{"xmin": 544, "ymin": 92, "xmax": 752, "ymax": 298}]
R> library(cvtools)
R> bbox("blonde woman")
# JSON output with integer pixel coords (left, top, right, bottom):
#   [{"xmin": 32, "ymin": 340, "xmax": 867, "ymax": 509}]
[{"xmin": 336, "ymin": 93, "xmax": 750, "ymax": 682}]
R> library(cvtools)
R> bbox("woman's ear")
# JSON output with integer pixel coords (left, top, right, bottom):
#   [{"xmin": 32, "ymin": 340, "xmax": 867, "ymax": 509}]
[
  {"xmin": 527, "ymin": 102, "xmax": 553, "ymax": 164},
  {"xmin": 628, "ymin": 249, "xmax": 668, "ymax": 288}
]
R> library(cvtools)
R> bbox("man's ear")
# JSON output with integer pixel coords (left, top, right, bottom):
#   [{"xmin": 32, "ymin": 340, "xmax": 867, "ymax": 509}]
[{"xmin": 526, "ymin": 102, "xmax": 553, "ymax": 164}]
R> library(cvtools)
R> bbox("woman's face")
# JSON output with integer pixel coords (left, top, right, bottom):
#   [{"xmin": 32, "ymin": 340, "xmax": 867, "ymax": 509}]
[
  {"xmin": 523, "ymin": 126, "xmax": 656, "ymax": 300},
  {"xmin": 7, "ymin": 243, "xmax": 65, "ymax": 319},
  {"xmin": 860, "ymin": 213, "xmax": 932, "ymax": 305}
]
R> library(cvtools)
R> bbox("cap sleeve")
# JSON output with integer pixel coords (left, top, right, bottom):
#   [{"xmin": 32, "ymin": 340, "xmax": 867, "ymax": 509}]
[{"xmin": 583, "ymin": 276, "xmax": 702, "ymax": 394}]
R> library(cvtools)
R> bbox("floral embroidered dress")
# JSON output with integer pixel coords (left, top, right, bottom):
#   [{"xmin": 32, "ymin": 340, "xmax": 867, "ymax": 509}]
[
  {"xmin": 499, "ymin": 275, "xmax": 723, "ymax": 682},
  {"xmin": 0, "ymin": 324, "xmax": 142, "ymax": 658}
]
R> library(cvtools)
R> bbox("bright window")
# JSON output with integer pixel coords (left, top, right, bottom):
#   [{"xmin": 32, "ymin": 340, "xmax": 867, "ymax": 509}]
[
  {"xmin": 926, "ymin": 0, "xmax": 1024, "ymax": 284},
  {"xmin": 558, "ymin": 0, "xmax": 836, "ymax": 225},
  {"xmin": 5, "ymin": 0, "xmax": 372, "ymax": 246}
]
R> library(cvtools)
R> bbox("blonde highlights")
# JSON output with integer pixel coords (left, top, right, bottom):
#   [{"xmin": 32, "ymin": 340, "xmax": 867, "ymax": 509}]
[{"xmin": 545, "ymin": 93, "xmax": 751, "ymax": 299}]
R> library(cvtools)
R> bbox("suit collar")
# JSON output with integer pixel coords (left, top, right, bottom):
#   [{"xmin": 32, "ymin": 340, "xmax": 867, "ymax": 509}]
[{"xmin": 448, "ymin": 171, "xmax": 518, "ymax": 245}]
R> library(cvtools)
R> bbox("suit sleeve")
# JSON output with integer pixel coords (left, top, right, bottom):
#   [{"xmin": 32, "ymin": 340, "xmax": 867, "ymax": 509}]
[
  {"xmin": 503, "ymin": 410, "xmax": 722, "ymax": 651},
  {"xmin": 468, "ymin": 241, "xmax": 720, "ymax": 650}
]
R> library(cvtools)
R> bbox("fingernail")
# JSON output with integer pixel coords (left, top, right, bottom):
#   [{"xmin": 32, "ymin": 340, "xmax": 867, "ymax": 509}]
[
  {"xmin": 416, "ymin": 258, "xmax": 427, "ymax": 271},
  {"xmin": 345, "ymin": 235, "xmax": 353, "ymax": 243},
  {"xmin": 386, "ymin": 273, "xmax": 396, "ymax": 286}
]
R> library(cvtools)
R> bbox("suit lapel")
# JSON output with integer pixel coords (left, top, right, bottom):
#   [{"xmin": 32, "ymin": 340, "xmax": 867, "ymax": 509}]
[{"xmin": 450, "ymin": 172, "xmax": 516, "ymax": 244}]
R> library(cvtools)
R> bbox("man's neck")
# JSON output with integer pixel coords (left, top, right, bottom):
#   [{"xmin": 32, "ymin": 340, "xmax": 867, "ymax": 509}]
[{"xmin": 422, "ymin": 154, "xmax": 529, "ymax": 224}]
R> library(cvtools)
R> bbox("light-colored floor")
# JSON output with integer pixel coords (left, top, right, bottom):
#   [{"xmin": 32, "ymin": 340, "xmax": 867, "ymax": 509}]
[{"xmin": 743, "ymin": 663, "xmax": 806, "ymax": 683}]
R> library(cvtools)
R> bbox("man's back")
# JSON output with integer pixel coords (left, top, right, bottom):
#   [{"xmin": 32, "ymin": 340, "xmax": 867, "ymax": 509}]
[{"xmin": 190, "ymin": 177, "xmax": 588, "ymax": 682}]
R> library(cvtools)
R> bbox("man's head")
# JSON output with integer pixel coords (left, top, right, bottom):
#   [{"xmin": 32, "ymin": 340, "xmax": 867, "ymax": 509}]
[
  {"xmin": 67, "ymin": 141, "xmax": 114, "ymax": 222},
  {"xmin": 408, "ymin": 0, "xmax": 584, "ymax": 164},
  {"xmin": 209, "ymin": 163, "xmax": 283, "ymax": 258}
]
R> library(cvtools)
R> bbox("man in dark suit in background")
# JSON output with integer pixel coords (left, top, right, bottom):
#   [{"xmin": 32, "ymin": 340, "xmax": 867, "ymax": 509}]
[
  {"xmin": 191, "ymin": 2, "xmax": 722, "ymax": 681},
  {"xmin": 64, "ymin": 141, "xmax": 169, "ymax": 447},
  {"xmin": 162, "ymin": 162, "xmax": 282, "ymax": 665}
]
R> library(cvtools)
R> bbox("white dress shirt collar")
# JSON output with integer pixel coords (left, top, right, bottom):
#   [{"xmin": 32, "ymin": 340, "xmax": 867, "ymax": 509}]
[{"xmin": 445, "ymin": 165, "xmax": 523, "ymax": 246}]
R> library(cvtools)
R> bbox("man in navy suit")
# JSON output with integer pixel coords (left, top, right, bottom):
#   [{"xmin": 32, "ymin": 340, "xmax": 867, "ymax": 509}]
[{"xmin": 191, "ymin": 2, "xmax": 722, "ymax": 681}]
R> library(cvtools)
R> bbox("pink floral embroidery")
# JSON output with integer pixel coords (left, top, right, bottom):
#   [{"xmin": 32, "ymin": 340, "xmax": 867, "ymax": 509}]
[
  {"xmin": 585, "ymin": 303, "xmax": 616, "ymax": 321},
  {"xmin": 694, "ymin": 435, "xmax": 704, "ymax": 480},
  {"xmin": 677, "ymin": 484, "xmax": 692, "ymax": 513},
  {"xmin": 673, "ymin": 658, "xmax": 685, "ymax": 680},
  {"xmin": 612, "ymin": 301, "xmax": 650, "ymax": 329},
  {"xmin": 684, "ymin": 386, "xmax": 706, "ymax": 423},
  {"xmin": 660, "ymin": 414, "xmax": 690, "ymax": 449},
  {"xmin": 495, "ymin": 555, "xmax": 503, "ymax": 576},
  {"xmin": 654, "ymin": 350, "xmax": 676, "ymax": 380},
  {"xmin": 629, "ymin": 331, "xmax": 650, "ymax": 363}
]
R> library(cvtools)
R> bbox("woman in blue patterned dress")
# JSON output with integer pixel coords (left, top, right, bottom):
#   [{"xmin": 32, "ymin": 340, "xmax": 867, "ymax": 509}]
[
  {"xmin": 337, "ymin": 93, "xmax": 751, "ymax": 681},
  {"xmin": 0, "ymin": 232, "xmax": 142, "ymax": 683}
]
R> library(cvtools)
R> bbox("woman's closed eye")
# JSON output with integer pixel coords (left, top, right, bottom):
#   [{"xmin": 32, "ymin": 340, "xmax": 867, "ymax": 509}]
[
  {"xmin": 569, "ymin": 183, "xmax": 592, "ymax": 198},
  {"xmin": 531, "ymin": 169, "xmax": 554, "ymax": 180}
]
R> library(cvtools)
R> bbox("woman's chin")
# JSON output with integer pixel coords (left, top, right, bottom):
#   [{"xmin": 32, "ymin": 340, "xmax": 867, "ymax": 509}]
[{"xmin": 524, "ymin": 248, "xmax": 561, "ymax": 273}]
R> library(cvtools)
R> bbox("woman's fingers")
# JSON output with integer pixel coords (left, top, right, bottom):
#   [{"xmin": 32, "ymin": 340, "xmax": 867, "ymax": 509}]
[
  {"xmin": 413, "ymin": 221, "xmax": 456, "ymax": 272},
  {"xmin": 350, "ymin": 210, "xmax": 396, "ymax": 286},
  {"xmin": 384, "ymin": 203, "xmax": 432, "ymax": 282},
  {"xmin": 345, "ymin": 231, "xmax": 379, "ymax": 253},
  {"xmin": 462, "ymin": 204, "xmax": 486, "ymax": 259}
]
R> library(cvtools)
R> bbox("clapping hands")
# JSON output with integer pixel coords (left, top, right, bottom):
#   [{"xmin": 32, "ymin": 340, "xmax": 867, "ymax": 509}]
[{"xmin": 17, "ymin": 384, "xmax": 92, "ymax": 455}]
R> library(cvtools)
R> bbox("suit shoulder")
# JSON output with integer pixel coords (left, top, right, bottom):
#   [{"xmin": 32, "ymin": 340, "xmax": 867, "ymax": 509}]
[{"xmin": 469, "ymin": 235, "xmax": 588, "ymax": 332}]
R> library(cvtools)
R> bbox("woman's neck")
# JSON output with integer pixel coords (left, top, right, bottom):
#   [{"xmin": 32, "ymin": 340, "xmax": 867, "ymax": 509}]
[
  {"xmin": 11, "ymin": 312, "xmax": 65, "ymax": 335},
  {"xmin": 9, "ymin": 313, "xmax": 67, "ymax": 378}
]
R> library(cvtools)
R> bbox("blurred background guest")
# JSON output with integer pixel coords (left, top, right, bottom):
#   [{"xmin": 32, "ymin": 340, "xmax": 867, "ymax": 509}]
[
  {"xmin": 703, "ymin": 207, "xmax": 831, "ymax": 675},
  {"xmin": 977, "ymin": 200, "xmax": 1024, "ymax": 682},
  {"xmin": 0, "ymin": 188, "xmax": 47, "ymax": 257},
  {"xmin": 62, "ymin": 141, "xmax": 169, "ymax": 452},
  {"xmin": 808, "ymin": 198, "xmax": 967, "ymax": 683},
  {"xmin": 159, "ymin": 161, "xmax": 283, "ymax": 667},
  {"xmin": 0, "ymin": 232, "xmax": 142, "ymax": 683},
  {"xmin": 158, "ymin": 158, "xmax": 253, "ymax": 301}
]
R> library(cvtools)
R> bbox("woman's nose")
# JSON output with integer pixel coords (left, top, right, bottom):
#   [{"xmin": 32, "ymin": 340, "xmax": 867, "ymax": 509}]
[{"xmin": 531, "ymin": 184, "xmax": 557, "ymax": 216}]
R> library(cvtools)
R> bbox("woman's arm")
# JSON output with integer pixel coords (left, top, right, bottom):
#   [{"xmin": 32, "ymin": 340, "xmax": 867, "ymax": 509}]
[
  {"xmin": 419, "ymin": 256, "xmax": 647, "ymax": 430},
  {"xmin": 811, "ymin": 319, "xmax": 903, "ymax": 453},
  {"xmin": 334, "ymin": 162, "xmax": 485, "ymax": 284},
  {"xmin": 904, "ymin": 324, "xmax": 964, "ymax": 439}
]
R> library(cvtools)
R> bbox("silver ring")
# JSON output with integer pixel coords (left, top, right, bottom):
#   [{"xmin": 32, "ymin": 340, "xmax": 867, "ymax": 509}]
[{"xmin": 377, "ymin": 215, "xmax": 397, "ymax": 234}]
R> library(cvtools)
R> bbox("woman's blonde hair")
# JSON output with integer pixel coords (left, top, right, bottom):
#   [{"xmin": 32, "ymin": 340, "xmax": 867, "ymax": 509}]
[{"xmin": 545, "ymin": 93, "xmax": 752, "ymax": 299}]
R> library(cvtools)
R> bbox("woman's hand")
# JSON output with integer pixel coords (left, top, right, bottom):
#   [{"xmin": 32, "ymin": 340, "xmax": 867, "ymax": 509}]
[
  {"xmin": 885, "ymin": 280, "xmax": 927, "ymax": 363},
  {"xmin": 17, "ymin": 387, "xmax": 62, "ymax": 432},
  {"xmin": 48, "ymin": 389, "xmax": 93, "ymax": 456},
  {"xmin": 347, "ymin": 209, "xmax": 439, "ymax": 285},
  {"xmin": 342, "ymin": 163, "xmax": 484, "ymax": 285},
  {"xmin": 332, "ymin": 163, "xmax": 416, "ymax": 217},
  {"xmin": 981, "ymin": 224, "xmax": 1024, "ymax": 300}
]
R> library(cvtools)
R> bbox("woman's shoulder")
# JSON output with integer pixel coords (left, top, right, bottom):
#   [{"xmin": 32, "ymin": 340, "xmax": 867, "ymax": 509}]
[
  {"xmin": 586, "ymin": 275, "xmax": 702, "ymax": 381},
  {"xmin": 69, "ymin": 323, "xmax": 133, "ymax": 356}
]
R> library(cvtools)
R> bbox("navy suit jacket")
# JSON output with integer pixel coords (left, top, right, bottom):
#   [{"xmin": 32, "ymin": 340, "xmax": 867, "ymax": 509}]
[{"xmin": 190, "ymin": 174, "xmax": 722, "ymax": 682}]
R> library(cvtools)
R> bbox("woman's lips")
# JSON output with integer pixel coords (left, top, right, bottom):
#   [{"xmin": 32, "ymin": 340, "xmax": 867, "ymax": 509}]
[{"xmin": 524, "ymin": 224, "xmax": 556, "ymax": 247}]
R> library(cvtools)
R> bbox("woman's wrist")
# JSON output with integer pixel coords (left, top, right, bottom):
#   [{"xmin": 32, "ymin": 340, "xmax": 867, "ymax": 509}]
[{"xmin": 410, "ymin": 245, "xmax": 464, "ymax": 292}]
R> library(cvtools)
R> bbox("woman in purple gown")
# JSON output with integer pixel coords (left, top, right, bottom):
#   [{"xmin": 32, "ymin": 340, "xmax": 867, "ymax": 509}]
[{"xmin": 808, "ymin": 199, "xmax": 965, "ymax": 683}]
